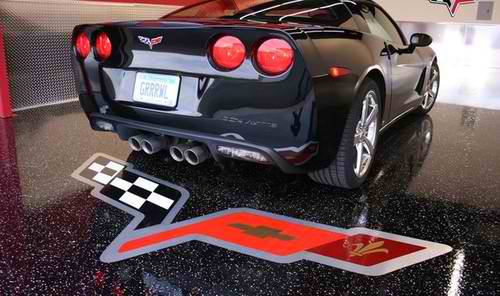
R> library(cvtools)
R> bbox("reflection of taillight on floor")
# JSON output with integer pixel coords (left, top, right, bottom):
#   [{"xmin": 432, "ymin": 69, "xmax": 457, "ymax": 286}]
[
  {"xmin": 94, "ymin": 270, "xmax": 105, "ymax": 288},
  {"xmin": 112, "ymin": 285, "xmax": 125, "ymax": 296},
  {"xmin": 276, "ymin": 143, "xmax": 319, "ymax": 166},
  {"xmin": 217, "ymin": 146, "xmax": 269, "ymax": 164}
]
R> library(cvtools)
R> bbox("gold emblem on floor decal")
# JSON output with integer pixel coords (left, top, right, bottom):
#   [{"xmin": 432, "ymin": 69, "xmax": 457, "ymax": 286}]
[{"xmin": 348, "ymin": 241, "xmax": 389, "ymax": 257}]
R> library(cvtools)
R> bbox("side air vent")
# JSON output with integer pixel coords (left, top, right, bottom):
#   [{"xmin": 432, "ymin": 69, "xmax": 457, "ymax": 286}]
[{"xmin": 415, "ymin": 67, "xmax": 427, "ymax": 94}]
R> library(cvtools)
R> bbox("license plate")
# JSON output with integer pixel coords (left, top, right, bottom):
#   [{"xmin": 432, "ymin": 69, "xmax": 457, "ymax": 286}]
[{"xmin": 133, "ymin": 73, "xmax": 180, "ymax": 107}]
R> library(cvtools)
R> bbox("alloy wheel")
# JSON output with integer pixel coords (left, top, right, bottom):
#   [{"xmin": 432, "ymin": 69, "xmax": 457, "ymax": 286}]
[
  {"xmin": 417, "ymin": 117, "xmax": 433, "ymax": 161},
  {"xmin": 422, "ymin": 68, "xmax": 439, "ymax": 110},
  {"xmin": 353, "ymin": 90, "xmax": 379, "ymax": 178}
]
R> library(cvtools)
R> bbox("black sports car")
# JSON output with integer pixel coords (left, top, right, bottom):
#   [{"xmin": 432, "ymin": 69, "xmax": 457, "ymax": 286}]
[{"xmin": 72, "ymin": 0, "xmax": 440, "ymax": 189}]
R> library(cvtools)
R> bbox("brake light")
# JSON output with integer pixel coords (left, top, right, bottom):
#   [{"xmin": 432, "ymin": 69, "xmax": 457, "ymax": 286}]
[
  {"xmin": 95, "ymin": 32, "xmax": 112, "ymax": 61},
  {"xmin": 211, "ymin": 36, "xmax": 246, "ymax": 70},
  {"xmin": 75, "ymin": 33, "xmax": 90, "ymax": 59},
  {"xmin": 256, "ymin": 38, "xmax": 293, "ymax": 75}
]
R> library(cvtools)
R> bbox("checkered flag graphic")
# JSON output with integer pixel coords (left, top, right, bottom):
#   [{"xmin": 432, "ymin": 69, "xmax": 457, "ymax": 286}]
[
  {"xmin": 79, "ymin": 156, "xmax": 125, "ymax": 185},
  {"xmin": 101, "ymin": 170, "xmax": 182, "ymax": 228},
  {"xmin": 75, "ymin": 154, "xmax": 185, "ymax": 229}
]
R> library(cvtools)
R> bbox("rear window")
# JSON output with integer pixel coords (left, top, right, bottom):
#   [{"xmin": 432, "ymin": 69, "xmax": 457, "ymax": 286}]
[{"xmin": 165, "ymin": 0, "xmax": 355, "ymax": 28}]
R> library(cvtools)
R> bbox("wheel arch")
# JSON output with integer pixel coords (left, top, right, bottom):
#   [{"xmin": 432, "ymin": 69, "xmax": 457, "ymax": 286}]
[{"xmin": 355, "ymin": 66, "xmax": 387, "ymax": 121}]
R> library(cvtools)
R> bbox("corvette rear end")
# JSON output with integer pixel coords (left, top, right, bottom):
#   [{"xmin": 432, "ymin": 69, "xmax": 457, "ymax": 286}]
[
  {"xmin": 72, "ymin": 16, "xmax": 326, "ymax": 172},
  {"xmin": 72, "ymin": 0, "xmax": 439, "ymax": 189}
]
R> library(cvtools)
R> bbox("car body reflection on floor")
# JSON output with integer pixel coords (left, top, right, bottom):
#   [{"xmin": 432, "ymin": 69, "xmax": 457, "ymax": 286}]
[{"xmin": 0, "ymin": 103, "xmax": 499, "ymax": 295}]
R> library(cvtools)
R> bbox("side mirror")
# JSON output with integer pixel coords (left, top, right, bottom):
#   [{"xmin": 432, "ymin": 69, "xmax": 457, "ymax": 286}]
[
  {"xmin": 400, "ymin": 33, "xmax": 433, "ymax": 54},
  {"xmin": 410, "ymin": 33, "xmax": 433, "ymax": 47}
]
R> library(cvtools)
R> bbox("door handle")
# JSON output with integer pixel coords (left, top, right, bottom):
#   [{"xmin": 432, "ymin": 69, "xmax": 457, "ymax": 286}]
[
  {"xmin": 381, "ymin": 42, "xmax": 398, "ymax": 59},
  {"xmin": 386, "ymin": 43, "xmax": 400, "ymax": 55}
]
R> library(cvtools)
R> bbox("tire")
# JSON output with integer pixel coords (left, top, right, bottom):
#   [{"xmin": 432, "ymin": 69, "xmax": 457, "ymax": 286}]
[
  {"xmin": 308, "ymin": 78, "xmax": 381, "ymax": 189},
  {"xmin": 415, "ymin": 62, "xmax": 440, "ymax": 115}
]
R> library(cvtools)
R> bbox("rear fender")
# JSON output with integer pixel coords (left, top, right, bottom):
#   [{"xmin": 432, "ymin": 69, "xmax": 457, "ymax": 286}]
[{"xmin": 293, "ymin": 29, "xmax": 389, "ymax": 170}]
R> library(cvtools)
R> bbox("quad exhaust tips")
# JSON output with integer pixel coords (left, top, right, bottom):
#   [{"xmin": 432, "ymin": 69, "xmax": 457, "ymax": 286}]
[
  {"xmin": 129, "ymin": 135, "xmax": 211, "ymax": 165},
  {"xmin": 170, "ymin": 143, "xmax": 211, "ymax": 165},
  {"xmin": 128, "ymin": 134, "xmax": 173, "ymax": 155}
]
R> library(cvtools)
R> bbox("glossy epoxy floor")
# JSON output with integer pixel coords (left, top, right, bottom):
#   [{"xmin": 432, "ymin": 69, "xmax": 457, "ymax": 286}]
[{"xmin": 1, "ymin": 102, "xmax": 499, "ymax": 295}]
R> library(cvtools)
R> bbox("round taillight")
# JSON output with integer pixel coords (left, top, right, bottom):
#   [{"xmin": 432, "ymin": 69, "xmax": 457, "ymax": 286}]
[
  {"xmin": 256, "ymin": 38, "xmax": 294, "ymax": 75},
  {"xmin": 95, "ymin": 32, "xmax": 112, "ymax": 61},
  {"xmin": 211, "ymin": 36, "xmax": 246, "ymax": 70},
  {"xmin": 75, "ymin": 33, "xmax": 90, "ymax": 59}
]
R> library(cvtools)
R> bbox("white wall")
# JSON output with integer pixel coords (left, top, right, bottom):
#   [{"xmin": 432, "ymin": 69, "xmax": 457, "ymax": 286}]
[
  {"xmin": 377, "ymin": 0, "xmax": 500, "ymax": 24},
  {"xmin": 375, "ymin": 1, "xmax": 500, "ymax": 110}
]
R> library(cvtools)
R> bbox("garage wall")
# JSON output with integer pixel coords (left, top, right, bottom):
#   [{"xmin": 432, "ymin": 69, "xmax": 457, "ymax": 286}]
[
  {"xmin": 2, "ymin": 0, "xmax": 499, "ymax": 111},
  {"xmin": 385, "ymin": 0, "xmax": 500, "ymax": 109},
  {"xmin": 378, "ymin": 0, "xmax": 500, "ymax": 24},
  {"xmin": 0, "ymin": 0, "xmax": 178, "ymax": 111}
]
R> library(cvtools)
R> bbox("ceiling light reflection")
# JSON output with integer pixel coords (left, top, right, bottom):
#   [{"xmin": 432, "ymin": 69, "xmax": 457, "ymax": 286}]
[{"xmin": 447, "ymin": 249, "xmax": 465, "ymax": 296}]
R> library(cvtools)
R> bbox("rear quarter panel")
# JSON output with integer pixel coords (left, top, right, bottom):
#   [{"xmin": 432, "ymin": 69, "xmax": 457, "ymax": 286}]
[{"xmin": 292, "ymin": 29, "xmax": 391, "ymax": 170}]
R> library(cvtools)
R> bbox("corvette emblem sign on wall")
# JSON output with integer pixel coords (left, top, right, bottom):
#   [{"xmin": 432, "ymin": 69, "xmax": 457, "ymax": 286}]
[
  {"xmin": 73, "ymin": 154, "xmax": 452, "ymax": 276},
  {"xmin": 429, "ymin": 0, "xmax": 477, "ymax": 16}
]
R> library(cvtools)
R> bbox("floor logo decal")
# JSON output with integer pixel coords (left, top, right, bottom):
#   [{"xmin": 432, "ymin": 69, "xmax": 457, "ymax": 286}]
[{"xmin": 73, "ymin": 154, "xmax": 452, "ymax": 276}]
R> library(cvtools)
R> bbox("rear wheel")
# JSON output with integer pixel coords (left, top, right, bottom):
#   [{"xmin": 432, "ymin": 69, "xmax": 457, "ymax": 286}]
[
  {"xmin": 308, "ymin": 78, "xmax": 381, "ymax": 189},
  {"xmin": 416, "ymin": 62, "xmax": 440, "ymax": 114}
]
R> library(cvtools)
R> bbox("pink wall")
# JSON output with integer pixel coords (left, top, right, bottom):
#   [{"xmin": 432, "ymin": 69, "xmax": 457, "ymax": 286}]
[{"xmin": 0, "ymin": 26, "xmax": 13, "ymax": 118}]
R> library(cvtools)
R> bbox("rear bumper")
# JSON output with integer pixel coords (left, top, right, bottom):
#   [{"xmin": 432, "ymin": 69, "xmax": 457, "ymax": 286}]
[{"xmin": 89, "ymin": 112, "xmax": 310, "ymax": 174}]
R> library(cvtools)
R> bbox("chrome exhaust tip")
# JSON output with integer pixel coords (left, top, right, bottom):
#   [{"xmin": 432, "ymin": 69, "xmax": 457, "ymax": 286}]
[
  {"xmin": 128, "ymin": 135, "xmax": 147, "ymax": 151},
  {"xmin": 185, "ymin": 145, "xmax": 211, "ymax": 166},
  {"xmin": 141, "ymin": 135, "xmax": 170, "ymax": 155},
  {"xmin": 169, "ymin": 142, "xmax": 195, "ymax": 162}
]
